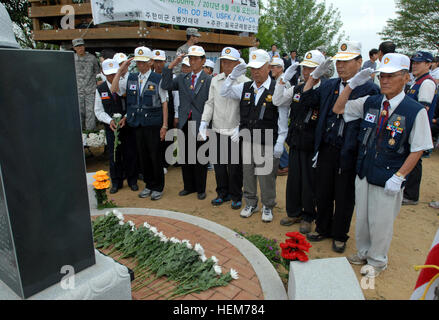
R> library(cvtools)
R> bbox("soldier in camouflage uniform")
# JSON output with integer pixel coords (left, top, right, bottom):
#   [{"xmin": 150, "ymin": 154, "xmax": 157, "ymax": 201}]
[
  {"xmin": 174, "ymin": 28, "xmax": 201, "ymax": 74},
  {"xmin": 72, "ymin": 38, "xmax": 100, "ymax": 131}
]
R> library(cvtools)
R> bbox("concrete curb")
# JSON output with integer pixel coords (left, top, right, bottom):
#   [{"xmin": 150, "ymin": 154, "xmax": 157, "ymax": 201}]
[{"xmin": 91, "ymin": 207, "xmax": 288, "ymax": 300}]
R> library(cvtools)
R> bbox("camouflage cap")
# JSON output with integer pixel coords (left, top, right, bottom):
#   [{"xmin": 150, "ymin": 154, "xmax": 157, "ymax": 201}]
[
  {"xmin": 186, "ymin": 28, "xmax": 201, "ymax": 37},
  {"xmin": 72, "ymin": 38, "xmax": 85, "ymax": 47}
]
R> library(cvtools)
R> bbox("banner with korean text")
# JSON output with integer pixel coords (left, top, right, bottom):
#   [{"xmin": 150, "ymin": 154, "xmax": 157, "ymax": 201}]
[{"xmin": 91, "ymin": 0, "xmax": 259, "ymax": 33}]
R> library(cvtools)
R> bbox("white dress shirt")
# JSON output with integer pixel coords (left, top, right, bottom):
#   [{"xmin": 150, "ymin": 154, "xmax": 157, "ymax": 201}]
[
  {"xmin": 430, "ymin": 68, "xmax": 439, "ymax": 80},
  {"xmin": 342, "ymin": 91, "xmax": 433, "ymax": 152},
  {"xmin": 94, "ymin": 80, "xmax": 123, "ymax": 125},
  {"xmin": 118, "ymin": 70, "xmax": 168, "ymax": 103}
]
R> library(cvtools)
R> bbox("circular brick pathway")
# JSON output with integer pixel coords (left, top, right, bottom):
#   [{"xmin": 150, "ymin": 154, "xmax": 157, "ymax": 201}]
[{"xmin": 92, "ymin": 208, "xmax": 288, "ymax": 300}]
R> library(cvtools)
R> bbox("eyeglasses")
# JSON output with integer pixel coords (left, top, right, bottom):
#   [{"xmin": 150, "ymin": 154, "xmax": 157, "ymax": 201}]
[{"xmin": 377, "ymin": 72, "xmax": 406, "ymax": 80}]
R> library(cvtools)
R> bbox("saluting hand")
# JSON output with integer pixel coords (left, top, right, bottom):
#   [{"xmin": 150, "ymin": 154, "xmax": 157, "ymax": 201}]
[
  {"xmin": 230, "ymin": 61, "xmax": 247, "ymax": 80},
  {"xmin": 170, "ymin": 53, "xmax": 186, "ymax": 69},
  {"xmin": 283, "ymin": 62, "xmax": 300, "ymax": 82},
  {"xmin": 349, "ymin": 68, "xmax": 375, "ymax": 89},
  {"xmin": 311, "ymin": 58, "xmax": 333, "ymax": 80},
  {"xmin": 119, "ymin": 58, "xmax": 133, "ymax": 75}
]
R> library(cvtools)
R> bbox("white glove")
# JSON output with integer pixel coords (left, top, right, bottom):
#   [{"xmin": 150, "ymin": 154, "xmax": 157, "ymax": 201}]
[
  {"xmin": 231, "ymin": 126, "xmax": 240, "ymax": 143},
  {"xmin": 348, "ymin": 68, "xmax": 375, "ymax": 90},
  {"xmin": 384, "ymin": 174, "xmax": 405, "ymax": 196},
  {"xmin": 283, "ymin": 62, "xmax": 300, "ymax": 82},
  {"xmin": 198, "ymin": 121, "xmax": 208, "ymax": 141},
  {"xmin": 273, "ymin": 142, "xmax": 284, "ymax": 159},
  {"xmin": 230, "ymin": 62, "xmax": 247, "ymax": 80},
  {"xmin": 311, "ymin": 58, "xmax": 333, "ymax": 80}
]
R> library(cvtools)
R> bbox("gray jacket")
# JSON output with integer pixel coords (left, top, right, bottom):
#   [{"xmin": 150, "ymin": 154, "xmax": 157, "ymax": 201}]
[{"xmin": 161, "ymin": 65, "xmax": 212, "ymax": 133}]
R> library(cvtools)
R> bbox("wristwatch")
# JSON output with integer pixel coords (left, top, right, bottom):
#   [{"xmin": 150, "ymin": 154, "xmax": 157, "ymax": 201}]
[{"xmin": 396, "ymin": 171, "xmax": 405, "ymax": 179}]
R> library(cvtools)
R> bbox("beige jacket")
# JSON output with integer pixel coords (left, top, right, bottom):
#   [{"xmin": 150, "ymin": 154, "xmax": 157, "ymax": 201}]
[{"xmin": 202, "ymin": 73, "xmax": 250, "ymax": 136}]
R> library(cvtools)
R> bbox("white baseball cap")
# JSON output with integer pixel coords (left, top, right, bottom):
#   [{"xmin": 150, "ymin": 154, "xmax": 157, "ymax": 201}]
[
  {"xmin": 187, "ymin": 45, "xmax": 206, "ymax": 57},
  {"xmin": 376, "ymin": 53, "xmax": 410, "ymax": 74},
  {"xmin": 152, "ymin": 49, "xmax": 166, "ymax": 61},
  {"xmin": 113, "ymin": 52, "xmax": 127, "ymax": 64},
  {"xmin": 270, "ymin": 57, "xmax": 284, "ymax": 68},
  {"xmin": 300, "ymin": 50, "xmax": 326, "ymax": 68},
  {"xmin": 133, "ymin": 46, "xmax": 152, "ymax": 62},
  {"xmin": 102, "ymin": 58, "xmax": 119, "ymax": 75},
  {"xmin": 204, "ymin": 59, "xmax": 215, "ymax": 69},
  {"xmin": 220, "ymin": 47, "xmax": 240, "ymax": 61},
  {"xmin": 332, "ymin": 41, "xmax": 362, "ymax": 61},
  {"xmin": 248, "ymin": 49, "xmax": 270, "ymax": 69},
  {"xmin": 182, "ymin": 57, "xmax": 190, "ymax": 67}
]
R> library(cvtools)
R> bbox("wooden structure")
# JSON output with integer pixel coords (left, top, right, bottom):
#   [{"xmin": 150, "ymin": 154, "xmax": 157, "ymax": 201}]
[{"xmin": 28, "ymin": 0, "xmax": 256, "ymax": 52}]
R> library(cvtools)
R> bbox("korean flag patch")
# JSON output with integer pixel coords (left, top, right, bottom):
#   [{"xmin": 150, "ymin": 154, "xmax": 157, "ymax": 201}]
[
  {"xmin": 101, "ymin": 92, "xmax": 109, "ymax": 98},
  {"xmin": 244, "ymin": 92, "xmax": 252, "ymax": 100},
  {"xmin": 130, "ymin": 84, "xmax": 137, "ymax": 90},
  {"xmin": 365, "ymin": 113, "xmax": 376, "ymax": 123},
  {"xmin": 293, "ymin": 93, "xmax": 301, "ymax": 103}
]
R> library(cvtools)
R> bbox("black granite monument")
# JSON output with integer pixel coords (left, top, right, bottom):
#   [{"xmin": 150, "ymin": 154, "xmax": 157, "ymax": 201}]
[{"xmin": 0, "ymin": 48, "xmax": 96, "ymax": 299}]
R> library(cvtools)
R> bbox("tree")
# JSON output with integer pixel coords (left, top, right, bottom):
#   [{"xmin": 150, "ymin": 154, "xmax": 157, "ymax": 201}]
[
  {"xmin": 1, "ymin": 0, "xmax": 58, "ymax": 49},
  {"xmin": 257, "ymin": 0, "xmax": 345, "ymax": 57},
  {"xmin": 380, "ymin": 0, "xmax": 439, "ymax": 53},
  {"xmin": 1, "ymin": 0, "xmax": 34, "ymax": 48}
]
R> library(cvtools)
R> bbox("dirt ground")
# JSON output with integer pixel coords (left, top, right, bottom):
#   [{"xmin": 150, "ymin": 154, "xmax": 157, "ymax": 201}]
[{"xmin": 86, "ymin": 146, "xmax": 439, "ymax": 300}]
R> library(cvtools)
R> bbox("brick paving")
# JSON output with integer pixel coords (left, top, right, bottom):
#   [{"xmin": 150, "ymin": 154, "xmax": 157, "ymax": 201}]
[{"xmin": 94, "ymin": 214, "xmax": 264, "ymax": 300}]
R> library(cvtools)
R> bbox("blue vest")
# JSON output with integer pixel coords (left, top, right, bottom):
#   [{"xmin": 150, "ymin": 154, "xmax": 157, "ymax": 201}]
[
  {"xmin": 314, "ymin": 79, "xmax": 380, "ymax": 170},
  {"xmin": 406, "ymin": 72, "xmax": 438, "ymax": 123},
  {"xmin": 126, "ymin": 72, "xmax": 162, "ymax": 127},
  {"xmin": 356, "ymin": 94, "xmax": 424, "ymax": 187}
]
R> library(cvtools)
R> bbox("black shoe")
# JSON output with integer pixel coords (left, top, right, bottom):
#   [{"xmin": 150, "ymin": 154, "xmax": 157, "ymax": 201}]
[
  {"xmin": 110, "ymin": 185, "xmax": 119, "ymax": 194},
  {"xmin": 306, "ymin": 232, "xmax": 327, "ymax": 242},
  {"xmin": 197, "ymin": 192, "xmax": 207, "ymax": 200},
  {"xmin": 179, "ymin": 190, "xmax": 196, "ymax": 196},
  {"xmin": 332, "ymin": 240, "xmax": 346, "ymax": 253},
  {"xmin": 130, "ymin": 184, "xmax": 139, "ymax": 191}
]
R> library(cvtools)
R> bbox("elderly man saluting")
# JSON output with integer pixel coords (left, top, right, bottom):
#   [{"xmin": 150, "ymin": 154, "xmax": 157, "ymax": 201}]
[
  {"xmin": 199, "ymin": 47, "xmax": 249, "ymax": 209},
  {"xmin": 220, "ymin": 50, "xmax": 289, "ymax": 223},
  {"xmin": 332, "ymin": 53, "xmax": 433, "ymax": 278}
]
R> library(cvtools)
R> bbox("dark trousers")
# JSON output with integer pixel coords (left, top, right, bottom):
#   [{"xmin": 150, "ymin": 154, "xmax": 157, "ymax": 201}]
[
  {"xmin": 286, "ymin": 148, "xmax": 316, "ymax": 223},
  {"xmin": 213, "ymin": 132, "xmax": 243, "ymax": 202},
  {"xmin": 180, "ymin": 122, "xmax": 208, "ymax": 193},
  {"xmin": 404, "ymin": 159, "xmax": 422, "ymax": 202},
  {"xmin": 105, "ymin": 125, "xmax": 138, "ymax": 187},
  {"xmin": 136, "ymin": 126, "xmax": 164, "ymax": 192},
  {"xmin": 315, "ymin": 144, "xmax": 356, "ymax": 242}
]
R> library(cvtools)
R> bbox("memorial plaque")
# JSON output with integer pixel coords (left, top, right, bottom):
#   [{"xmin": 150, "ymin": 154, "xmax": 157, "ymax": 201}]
[{"xmin": 0, "ymin": 48, "xmax": 96, "ymax": 299}]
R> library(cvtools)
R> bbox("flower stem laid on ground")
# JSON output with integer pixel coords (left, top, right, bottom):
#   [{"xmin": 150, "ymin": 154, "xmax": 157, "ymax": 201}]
[{"xmin": 92, "ymin": 210, "xmax": 240, "ymax": 299}]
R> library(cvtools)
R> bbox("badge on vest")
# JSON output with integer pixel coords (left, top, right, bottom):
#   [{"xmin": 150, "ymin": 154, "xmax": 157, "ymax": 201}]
[
  {"xmin": 244, "ymin": 92, "xmax": 252, "ymax": 100},
  {"xmin": 293, "ymin": 93, "xmax": 301, "ymax": 103},
  {"xmin": 266, "ymin": 95, "xmax": 273, "ymax": 103},
  {"xmin": 101, "ymin": 92, "xmax": 110, "ymax": 100},
  {"xmin": 365, "ymin": 113, "xmax": 376, "ymax": 123},
  {"xmin": 148, "ymin": 85, "xmax": 156, "ymax": 91},
  {"xmin": 130, "ymin": 84, "xmax": 137, "ymax": 90},
  {"xmin": 311, "ymin": 110, "xmax": 319, "ymax": 121}
]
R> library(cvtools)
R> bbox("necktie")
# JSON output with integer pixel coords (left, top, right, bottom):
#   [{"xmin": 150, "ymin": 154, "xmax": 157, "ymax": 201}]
[
  {"xmin": 188, "ymin": 74, "xmax": 197, "ymax": 120},
  {"xmin": 139, "ymin": 75, "xmax": 144, "ymax": 92},
  {"xmin": 377, "ymin": 100, "xmax": 390, "ymax": 135},
  {"xmin": 191, "ymin": 74, "xmax": 197, "ymax": 90}
]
